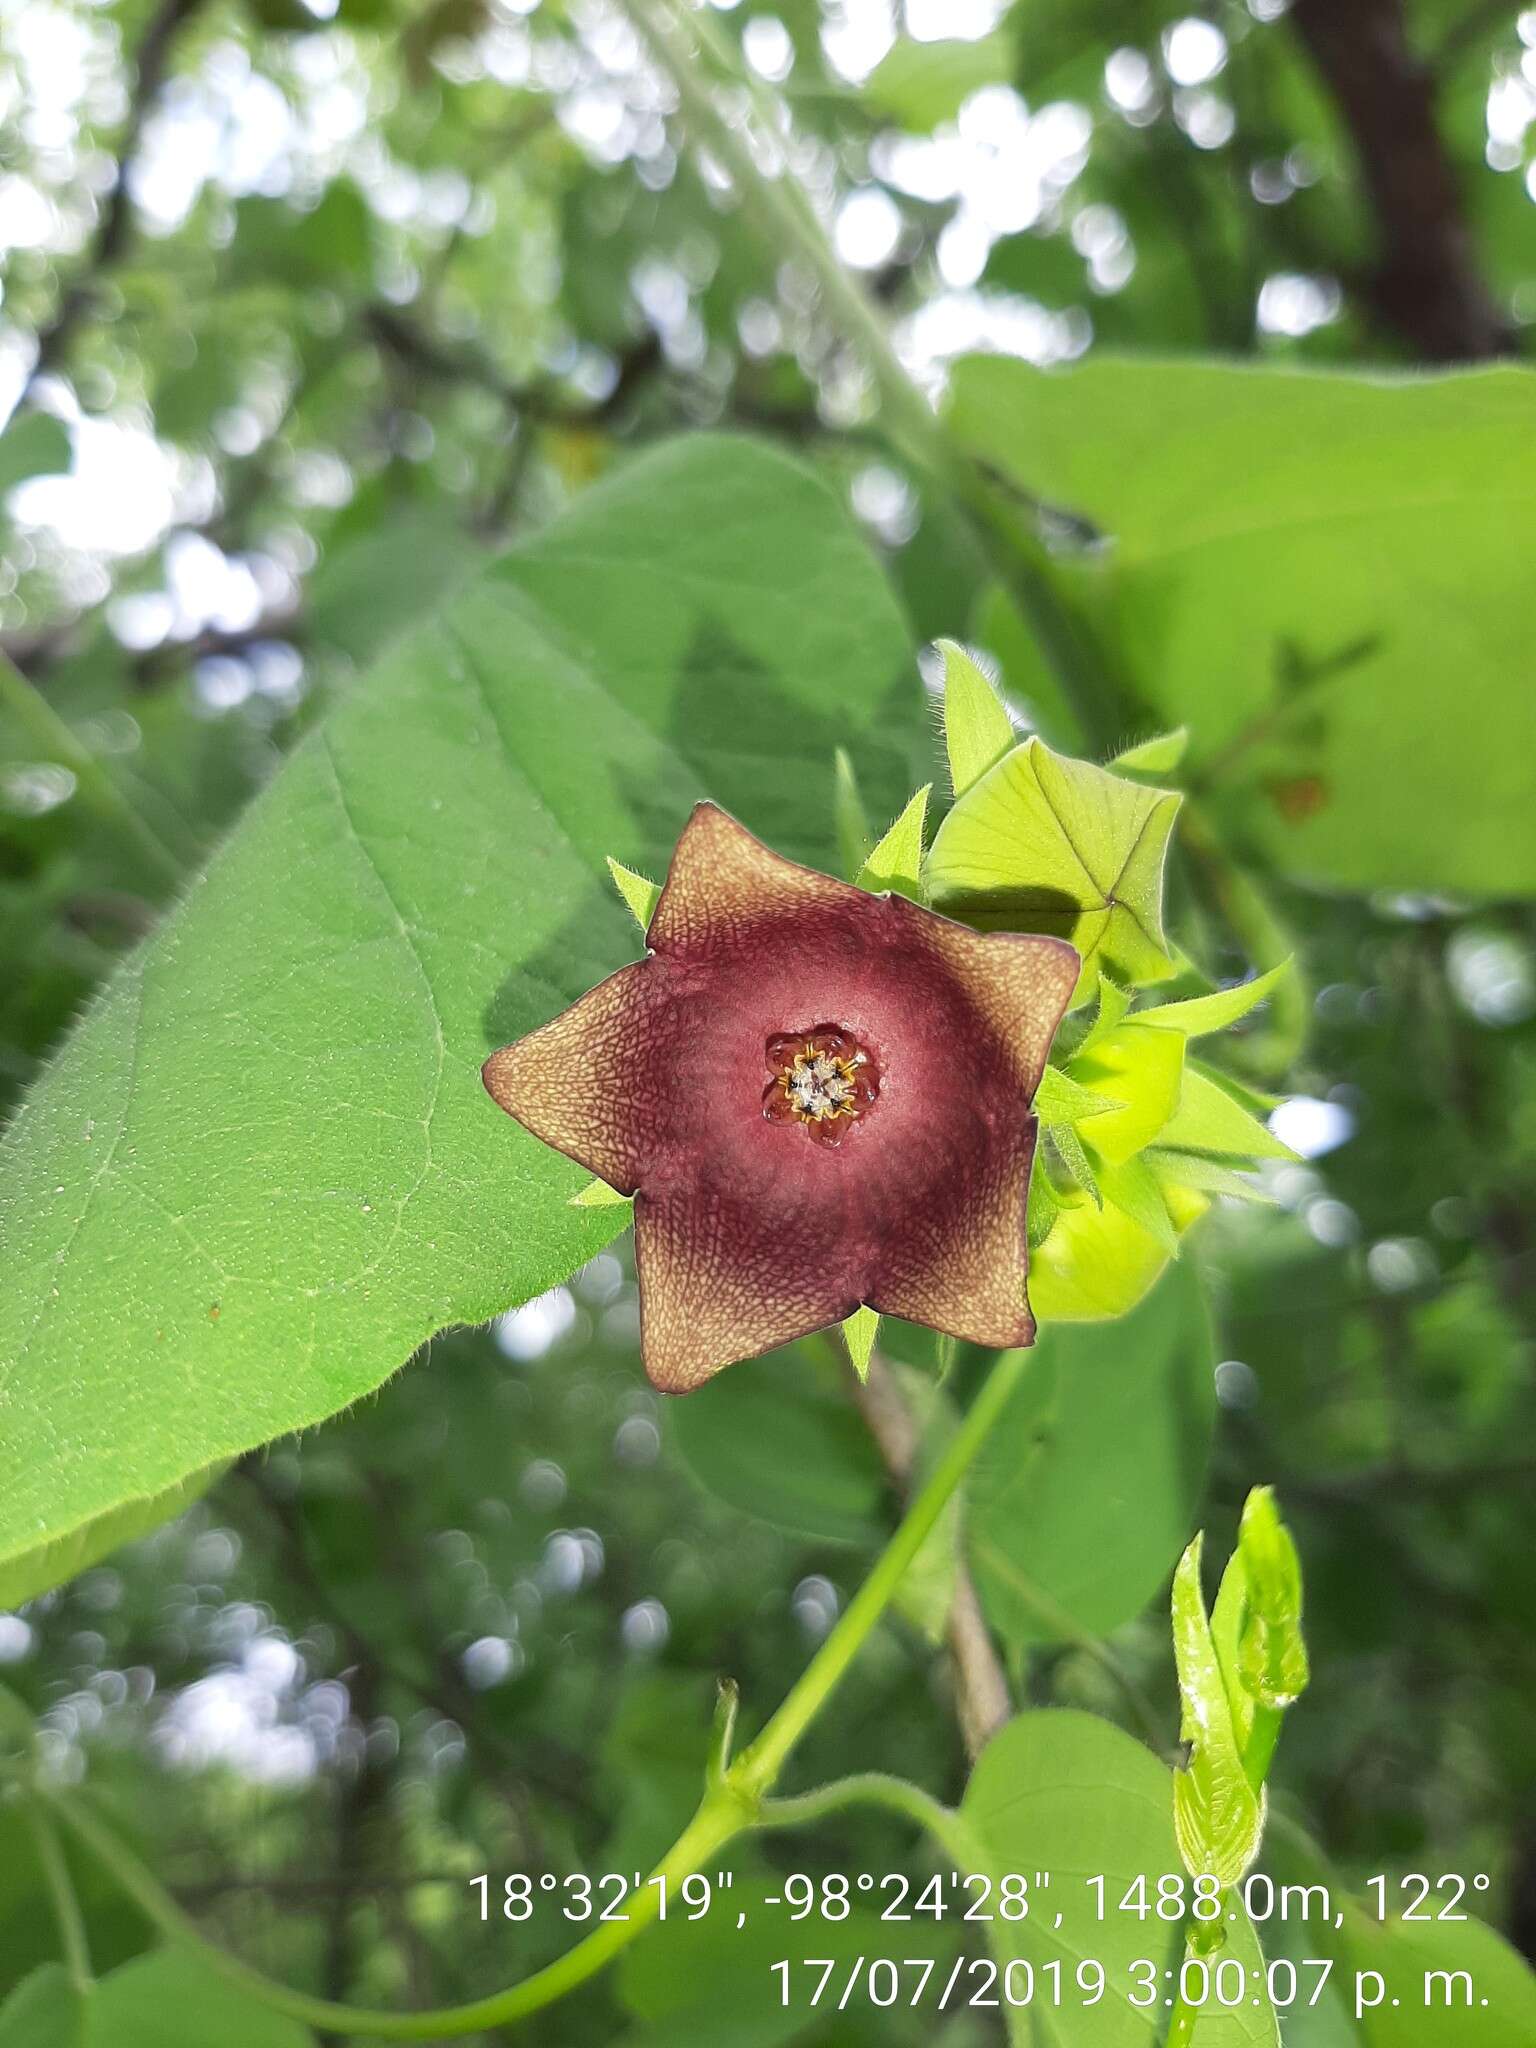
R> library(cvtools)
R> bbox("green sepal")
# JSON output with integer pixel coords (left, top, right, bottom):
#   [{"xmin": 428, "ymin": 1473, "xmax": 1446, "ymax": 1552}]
[
  {"xmin": 1026, "ymin": 1159, "xmax": 1060, "ymax": 1248},
  {"xmin": 606, "ymin": 855, "xmax": 660, "ymax": 933},
  {"xmin": 1044, "ymin": 1121, "xmax": 1100, "ymax": 1205},
  {"xmin": 927, "ymin": 733, "xmax": 1183, "ymax": 1004},
  {"xmin": 569, "ymin": 1177, "xmax": 633, "ymax": 1210},
  {"xmin": 857, "ymin": 783, "xmax": 930, "ymax": 900},
  {"xmin": 937, "ymin": 638, "xmax": 1016, "ymax": 797},
  {"xmin": 841, "ymin": 1305, "xmax": 880, "ymax": 1381},
  {"xmin": 1034, "ymin": 1063, "xmax": 1126, "ymax": 1127},
  {"xmin": 1111, "ymin": 727, "xmax": 1189, "ymax": 775},
  {"xmin": 1157, "ymin": 1065, "xmax": 1297, "ymax": 1161},
  {"xmin": 1068, "ymin": 1020, "xmax": 1185, "ymax": 1165},
  {"xmin": 1134, "ymin": 959, "xmax": 1293, "ymax": 1040},
  {"xmin": 1074, "ymin": 974, "xmax": 1131, "ymax": 1056},
  {"xmin": 833, "ymin": 746, "xmax": 874, "ymax": 881},
  {"xmin": 1145, "ymin": 1149, "xmax": 1269, "ymax": 1204}
]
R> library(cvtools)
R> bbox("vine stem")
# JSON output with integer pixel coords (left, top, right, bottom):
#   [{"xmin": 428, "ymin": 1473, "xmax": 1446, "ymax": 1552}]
[
  {"xmin": 0, "ymin": 648, "xmax": 185, "ymax": 882},
  {"xmin": 45, "ymin": 1347, "xmax": 1031, "ymax": 2039}
]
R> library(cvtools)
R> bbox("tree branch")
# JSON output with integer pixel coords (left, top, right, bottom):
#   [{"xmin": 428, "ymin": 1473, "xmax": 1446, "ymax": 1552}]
[
  {"xmin": 17, "ymin": 0, "xmax": 206, "ymax": 409},
  {"xmin": 1289, "ymin": 0, "xmax": 1513, "ymax": 361}
]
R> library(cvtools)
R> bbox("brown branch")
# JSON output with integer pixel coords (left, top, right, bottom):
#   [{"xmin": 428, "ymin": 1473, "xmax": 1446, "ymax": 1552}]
[
  {"xmin": 848, "ymin": 1352, "xmax": 1012, "ymax": 1762},
  {"xmin": 18, "ymin": 0, "xmax": 206, "ymax": 406},
  {"xmin": 1289, "ymin": 0, "xmax": 1513, "ymax": 361}
]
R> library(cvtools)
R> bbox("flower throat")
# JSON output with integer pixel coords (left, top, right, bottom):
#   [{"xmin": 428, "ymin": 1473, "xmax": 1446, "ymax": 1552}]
[{"xmin": 762, "ymin": 1024, "xmax": 879, "ymax": 1149}]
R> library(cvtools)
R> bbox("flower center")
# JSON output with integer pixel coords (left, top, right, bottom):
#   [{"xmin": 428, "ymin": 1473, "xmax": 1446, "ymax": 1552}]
[{"xmin": 762, "ymin": 1024, "xmax": 879, "ymax": 1149}]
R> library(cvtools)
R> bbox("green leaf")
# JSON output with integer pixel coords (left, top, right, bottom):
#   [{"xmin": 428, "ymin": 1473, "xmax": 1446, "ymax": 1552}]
[
  {"xmin": 0, "ymin": 414, "xmax": 72, "ymax": 497},
  {"xmin": 832, "ymin": 745, "xmax": 873, "ymax": 880},
  {"xmin": 670, "ymin": 1343, "xmax": 887, "ymax": 1544},
  {"xmin": 1070, "ymin": 1020, "xmax": 1187, "ymax": 1165},
  {"xmin": 0, "ymin": 435, "xmax": 918, "ymax": 1596},
  {"xmin": 1158, "ymin": 1067, "xmax": 1297, "ymax": 1162},
  {"xmin": 927, "ymin": 734, "xmax": 1182, "ymax": 1003},
  {"xmin": 1112, "ymin": 727, "xmax": 1190, "ymax": 775},
  {"xmin": 1134, "ymin": 962, "xmax": 1294, "ymax": 1041},
  {"xmin": 1035, "ymin": 1061, "xmax": 1126, "ymax": 1126},
  {"xmin": 963, "ymin": 1710, "xmax": 1278, "ymax": 2048},
  {"xmin": 1348, "ymin": 1911, "xmax": 1536, "ymax": 2048},
  {"xmin": 856, "ymin": 782, "xmax": 929, "ymax": 898},
  {"xmin": 0, "ymin": 1965, "xmax": 85, "ymax": 2048},
  {"xmin": 84, "ymin": 1950, "xmax": 313, "ymax": 2048},
  {"xmin": 841, "ymin": 1304, "xmax": 879, "ymax": 1380},
  {"xmin": 968, "ymin": 1261, "xmax": 1214, "ymax": 1645},
  {"xmin": 866, "ymin": 34, "xmax": 1012, "ymax": 132},
  {"xmin": 619, "ymin": 1848, "xmax": 959, "ymax": 2047},
  {"xmin": 947, "ymin": 353, "xmax": 1536, "ymax": 896},
  {"xmin": 937, "ymin": 638, "xmax": 1017, "ymax": 798},
  {"xmin": 605, "ymin": 855, "xmax": 660, "ymax": 932},
  {"xmin": 305, "ymin": 507, "xmax": 481, "ymax": 666},
  {"xmin": 0, "ymin": 1464, "xmax": 222, "ymax": 1610},
  {"xmin": 1171, "ymin": 1534, "xmax": 1266, "ymax": 1887}
]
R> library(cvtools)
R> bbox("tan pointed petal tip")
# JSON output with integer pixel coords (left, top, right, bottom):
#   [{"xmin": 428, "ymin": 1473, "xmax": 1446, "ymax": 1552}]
[
  {"xmin": 647, "ymin": 800, "xmax": 861, "ymax": 956},
  {"xmin": 632, "ymin": 1176, "xmax": 865, "ymax": 1393},
  {"xmin": 480, "ymin": 959, "xmax": 663, "ymax": 1195}
]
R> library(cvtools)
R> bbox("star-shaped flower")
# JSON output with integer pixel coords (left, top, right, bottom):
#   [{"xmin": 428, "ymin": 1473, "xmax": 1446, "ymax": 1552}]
[{"xmin": 483, "ymin": 804, "xmax": 1078, "ymax": 1392}]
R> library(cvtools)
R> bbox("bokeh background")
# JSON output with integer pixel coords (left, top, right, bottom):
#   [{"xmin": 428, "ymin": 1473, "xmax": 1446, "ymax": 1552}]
[{"xmin": 1, "ymin": 0, "xmax": 1534, "ymax": 2040}]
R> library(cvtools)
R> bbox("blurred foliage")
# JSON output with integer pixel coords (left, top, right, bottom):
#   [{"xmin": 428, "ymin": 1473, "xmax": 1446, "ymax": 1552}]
[{"xmin": 1, "ymin": 0, "xmax": 1536, "ymax": 2039}]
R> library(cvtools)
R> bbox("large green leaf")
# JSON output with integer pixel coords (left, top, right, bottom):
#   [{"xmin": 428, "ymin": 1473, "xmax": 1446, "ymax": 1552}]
[
  {"xmin": 962, "ymin": 1710, "xmax": 1277, "ymax": 2047},
  {"xmin": 0, "ymin": 1965, "xmax": 84, "ymax": 2048},
  {"xmin": 967, "ymin": 1261, "xmax": 1215, "ymax": 1645},
  {"xmin": 0, "ymin": 435, "xmax": 917, "ymax": 1594},
  {"xmin": 83, "ymin": 1951, "xmax": 313, "ymax": 2048},
  {"xmin": 948, "ymin": 355, "xmax": 1536, "ymax": 896}
]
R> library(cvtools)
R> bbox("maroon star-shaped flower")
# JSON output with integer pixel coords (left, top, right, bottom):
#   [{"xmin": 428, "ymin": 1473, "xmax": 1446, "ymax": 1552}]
[{"xmin": 483, "ymin": 803, "xmax": 1077, "ymax": 1392}]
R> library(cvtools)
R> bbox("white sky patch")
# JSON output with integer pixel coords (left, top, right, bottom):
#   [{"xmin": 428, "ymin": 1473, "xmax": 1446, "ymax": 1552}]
[
  {"xmin": 1446, "ymin": 928, "xmax": 1536, "ymax": 1026},
  {"xmin": 1273, "ymin": 1107, "xmax": 1347, "ymax": 1172},
  {"xmin": 11, "ymin": 409, "xmax": 185, "ymax": 556},
  {"xmin": 835, "ymin": 184, "xmax": 902, "ymax": 267},
  {"xmin": 743, "ymin": 15, "xmax": 795, "ymax": 81},
  {"xmin": 495, "ymin": 1285, "xmax": 578, "ymax": 1360},
  {"xmin": 905, "ymin": 0, "xmax": 1008, "ymax": 40},
  {"xmin": 1162, "ymin": 17, "xmax": 1227, "ymax": 86},
  {"xmin": 1257, "ymin": 271, "xmax": 1342, "ymax": 337},
  {"xmin": 1269, "ymin": 1095, "xmax": 1355, "ymax": 1159},
  {"xmin": 821, "ymin": 0, "xmax": 896, "ymax": 84}
]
